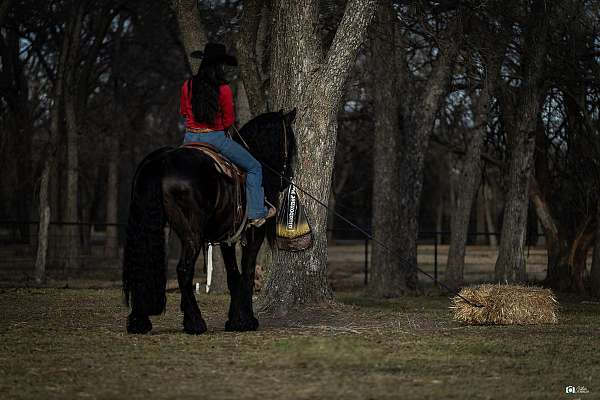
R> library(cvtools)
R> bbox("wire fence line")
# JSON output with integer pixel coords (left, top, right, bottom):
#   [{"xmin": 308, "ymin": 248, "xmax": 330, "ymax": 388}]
[{"xmin": 0, "ymin": 221, "xmax": 547, "ymax": 284}]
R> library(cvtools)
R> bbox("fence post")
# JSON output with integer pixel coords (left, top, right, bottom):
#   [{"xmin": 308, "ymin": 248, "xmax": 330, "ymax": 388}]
[{"xmin": 364, "ymin": 238, "xmax": 368, "ymax": 285}]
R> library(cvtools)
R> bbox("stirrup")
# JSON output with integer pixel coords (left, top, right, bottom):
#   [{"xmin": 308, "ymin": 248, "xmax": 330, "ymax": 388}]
[{"xmin": 248, "ymin": 206, "xmax": 276, "ymax": 228}]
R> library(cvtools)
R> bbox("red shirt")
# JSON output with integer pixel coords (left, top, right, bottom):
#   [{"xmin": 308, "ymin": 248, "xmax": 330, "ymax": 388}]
[{"xmin": 180, "ymin": 80, "xmax": 235, "ymax": 131}]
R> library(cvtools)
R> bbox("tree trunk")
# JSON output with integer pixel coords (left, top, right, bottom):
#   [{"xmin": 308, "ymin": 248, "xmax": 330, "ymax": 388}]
[
  {"xmin": 105, "ymin": 135, "xmax": 120, "ymax": 257},
  {"xmin": 475, "ymin": 187, "xmax": 486, "ymax": 245},
  {"xmin": 591, "ymin": 199, "xmax": 600, "ymax": 298},
  {"xmin": 494, "ymin": 1, "xmax": 548, "ymax": 283},
  {"xmin": 0, "ymin": 0, "xmax": 14, "ymax": 26},
  {"xmin": 236, "ymin": 0, "xmax": 268, "ymax": 115},
  {"xmin": 327, "ymin": 193, "xmax": 336, "ymax": 243},
  {"xmin": 62, "ymin": 3, "xmax": 84, "ymax": 270},
  {"xmin": 494, "ymin": 120, "xmax": 536, "ymax": 283},
  {"xmin": 209, "ymin": 247, "xmax": 229, "ymax": 294},
  {"xmin": 436, "ymin": 196, "xmax": 444, "ymax": 245},
  {"xmin": 171, "ymin": 0, "xmax": 208, "ymax": 73},
  {"xmin": 368, "ymin": 2, "xmax": 404, "ymax": 297},
  {"xmin": 259, "ymin": 0, "xmax": 377, "ymax": 314},
  {"xmin": 445, "ymin": 88, "xmax": 489, "ymax": 289},
  {"xmin": 234, "ymin": 81, "xmax": 253, "ymax": 126},
  {"xmin": 483, "ymin": 183, "xmax": 498, "ymax": 247},
  {"xmin": 396, "ymin": 51, "xmax": 454, "ymax": 291},
  {"xmin": 105, "ymin": 17, "xmax": 125, "ymax": 258},
  {"xmin": 569, "ymin": 227, "xmax": 594, "ymax": 294},
  {"xmin": 34, "ymin": 160, "xmax": 51, "ymax": 285}
]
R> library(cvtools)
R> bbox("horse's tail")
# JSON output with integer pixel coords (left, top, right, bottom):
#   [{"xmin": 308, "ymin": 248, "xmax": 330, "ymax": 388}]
[{"xmin": 123, "ymin": 147, "xmax": 172, "ymax": 316}]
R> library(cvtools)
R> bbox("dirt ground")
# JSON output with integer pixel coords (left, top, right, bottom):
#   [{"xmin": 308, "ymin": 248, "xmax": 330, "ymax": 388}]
[{"xmin": 0, "ymin": 288, "xmax": 598, "ymax": 400}]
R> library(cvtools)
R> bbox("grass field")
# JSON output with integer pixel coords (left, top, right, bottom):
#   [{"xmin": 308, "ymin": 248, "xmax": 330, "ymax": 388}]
[{"xmin": 1, "ymin": 288, "xmax": 598, "ymax": 399}]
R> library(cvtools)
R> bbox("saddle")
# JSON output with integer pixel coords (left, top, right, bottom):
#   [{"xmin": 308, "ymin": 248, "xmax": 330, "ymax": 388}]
[
  {"xmin": 182, "ymin": 142, "xmax": 244, "ymax": 181},
  {"xmin": 181, "ymin": 142, "xmax": 247, "ymax": 244}
]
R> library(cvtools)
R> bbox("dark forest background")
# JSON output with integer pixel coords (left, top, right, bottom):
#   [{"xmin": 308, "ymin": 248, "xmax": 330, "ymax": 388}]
[{"xmin": 1, "ymin": 0, "xmax": 600, "ymax": 300}]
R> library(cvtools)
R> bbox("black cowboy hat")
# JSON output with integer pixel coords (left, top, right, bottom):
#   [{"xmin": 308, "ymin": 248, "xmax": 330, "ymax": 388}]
[{"xmin": 190, "ymin": 43, "xmax": 238, "ymax": 66}]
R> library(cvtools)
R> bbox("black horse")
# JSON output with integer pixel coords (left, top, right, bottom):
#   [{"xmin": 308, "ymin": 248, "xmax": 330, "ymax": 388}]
[{"xmin": 123, "ymin": 110, "xmax": 296, "ymax": 334}]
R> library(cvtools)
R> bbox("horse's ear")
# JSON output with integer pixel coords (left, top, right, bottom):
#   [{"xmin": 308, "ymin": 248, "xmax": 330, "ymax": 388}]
[{"xmin": 285, "ymin": 108, "xmax": 297, "ymax": 124}]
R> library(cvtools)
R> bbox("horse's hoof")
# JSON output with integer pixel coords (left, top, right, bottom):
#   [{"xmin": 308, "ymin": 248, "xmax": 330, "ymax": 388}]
[
  {"xmin": 127, "ymin": 315, "xmax": 152, "ymax": 334},
  {"xmin": 183, "ymin": 314, "xmax": 207, "ymax": 335},
  {"xmin": 225, "ymin": 316, "xmax": 259, "ymax": 332}
]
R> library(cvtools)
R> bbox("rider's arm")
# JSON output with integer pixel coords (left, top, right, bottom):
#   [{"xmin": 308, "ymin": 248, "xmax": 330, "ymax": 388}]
[
  {"xmin": 180, "ymin": 80, "xmax": 190, "ymax": 118},
  {"xmin": 219, "ymin": 84, "xmax": 235, "ymax": 129}
]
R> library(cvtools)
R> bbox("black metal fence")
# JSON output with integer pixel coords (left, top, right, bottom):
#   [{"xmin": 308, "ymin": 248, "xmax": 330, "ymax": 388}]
[
  {"xmin": 1, "ymin": 221, "xmax": 545, "ymax": 285},
  {"xmin": 330, "ymin": 229, "xmax": 546, "ymax": 286}
]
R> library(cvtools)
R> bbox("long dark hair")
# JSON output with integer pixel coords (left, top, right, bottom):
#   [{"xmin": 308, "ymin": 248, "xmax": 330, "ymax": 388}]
[{"xmin": 190, "ymin": 61, "xmax": 226, "ymax": 124}]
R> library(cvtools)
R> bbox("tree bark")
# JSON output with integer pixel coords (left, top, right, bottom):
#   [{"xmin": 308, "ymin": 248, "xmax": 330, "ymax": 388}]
[
  {"xmin": 34, "ymin": 161, "xmax": 51, "ymax": 285},
  {"xmin": 591, "ymin": 199, "xmax": 600, "ymax": 298},
  {"xmin": 105, "ymin": 136, "xmax": 120, "ymax": 257},
  {"xmin": 234, "ymin": 80, "xmax": 253, "ymax": 126},
  {"xmin": 63, "ymin": 2, "xmax": 85, "ymax": 270},
  {"xmin": 368, "ymin": 2, "xmax": 404, "ymax": 297},
  {"xmin": 445, "ymin": 87, "xmax": 489, "ymax": 290},
  {"xmin": 236, "ymin": 0, "xmax": 268, "ymax": 115},
  {"xmin": 34, "ymin": 1, "xmax": 72, "ymax": 280},
  {"xmin": 259, "ymin": 0, "xmax": 377, "ymax": 314},
  {"xmin": 475, "ymin": 187, "xmax": 486, "ymax": 245},
  {"xmin": 483, "ymin": 182, "xmax": 498, "ymax": 247},
  {"xmin": 396, "ymin": 49, "xmax": 454, "ymax": 291},
  {"xmin": 105, "ymin": 17, "xmax": 126, "ymax": 258},
  {"xmin": 171, "ymin": 0, "xmax": 208, "ymax": 73},
  {"xmin": 494, "ymin": 1, "xmax": 548, "ymax": 283},
  {"xmin": 0, "ymin": 0, "xmax": 14, "ymax": 26}
]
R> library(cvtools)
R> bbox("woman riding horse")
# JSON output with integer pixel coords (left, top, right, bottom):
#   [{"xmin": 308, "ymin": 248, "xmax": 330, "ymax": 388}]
[
  {"xmin": 122, "ymin": 44, "xmax": 296, "ymax": 335},
  {"xmin": 181, "ymin": 43, "xmax": 275, "ymax": 227}
]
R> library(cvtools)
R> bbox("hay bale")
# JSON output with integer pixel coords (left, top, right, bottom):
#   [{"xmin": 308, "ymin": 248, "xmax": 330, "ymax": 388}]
[{"xmin": 450, "ymin": 284, "xmax": 558, "ymax": 325}]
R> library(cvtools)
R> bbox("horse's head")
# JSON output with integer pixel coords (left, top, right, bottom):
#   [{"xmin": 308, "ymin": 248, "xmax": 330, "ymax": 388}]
[{"xmin": 238, "ymin": 108, "xmax": 297, "ymax": 193}]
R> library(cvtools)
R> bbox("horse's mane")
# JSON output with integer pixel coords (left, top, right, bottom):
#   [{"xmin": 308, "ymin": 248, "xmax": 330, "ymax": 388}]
[{"xmin": 239, "ymin": 111, "xmax": 297, "ymax": 180}]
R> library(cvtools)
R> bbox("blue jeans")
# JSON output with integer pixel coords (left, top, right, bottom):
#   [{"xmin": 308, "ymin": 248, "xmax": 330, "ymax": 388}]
[{"xmin": 183, "ymin": 131, "xmax": 267, "ymax": 219}]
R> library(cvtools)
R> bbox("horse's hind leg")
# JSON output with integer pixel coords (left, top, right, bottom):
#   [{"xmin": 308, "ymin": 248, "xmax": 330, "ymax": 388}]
[{"xmin": 177, "ymin": 239, "xmax": 207, "ymax": 335}]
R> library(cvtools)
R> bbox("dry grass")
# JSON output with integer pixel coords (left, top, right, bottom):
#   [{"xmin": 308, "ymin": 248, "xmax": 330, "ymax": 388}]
[
  {"xmin": 0, "ymin": 288, "xmax": 598, "ymax": 399},
  {"xmin": 450, "ymin": 284, "xmax": 559, "ymax": 325}
]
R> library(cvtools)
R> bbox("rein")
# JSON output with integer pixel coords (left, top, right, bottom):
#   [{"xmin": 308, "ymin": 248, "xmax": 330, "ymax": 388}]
[
  {"xmin": 233, "ymin": 118, "xmax": 482, "ymax": 308},
  {"xmin": 231, "ymin": 118, "xmax": 289, "ymax": 185}
]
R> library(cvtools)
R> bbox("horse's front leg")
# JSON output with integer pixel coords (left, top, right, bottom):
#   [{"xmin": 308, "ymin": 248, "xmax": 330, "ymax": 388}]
[
  {"xmin": 237, "ymin": 228, "xmax": 265, "ymax": 331},
  {"xmin": 221, "ymin": 243, "xmax": 258, "ymax": 331},
  {"xmin": 177, "ymin": 241, "xmax": 207, "ymax": 334}
]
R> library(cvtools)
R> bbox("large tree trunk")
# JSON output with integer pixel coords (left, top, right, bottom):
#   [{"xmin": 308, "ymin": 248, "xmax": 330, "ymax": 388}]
[
  {"xmin": 494, "ymin": 1, "xmax": 548, "ymax": 283},
  {"xmin": 235, "ymin": 0, "xmax": 268, "ymax": 115},
  {"xmin": 483, "ymin": 183, "xmax": 498, "ymax": 247},
  {"xmin": 259, "ymin": 0, "xmax": 377, "ymax": 314},
  {"xmin": 445, "ymin": 88, "xmax": 489, "ymax": 289},
  {"xmin": 34, "ymin": 3, "xmax": 73, "ymax": 280},
  {"xmin": 396, "ymin": 51, "xmax": 454, "ymax": 291},
  {"xmin": 591, "ymin": 199, "xmax": 600, "ymax": 298},
  {"xmin": 368, "ymin": 2, "xmax": 404, "ymax": 297},
  {"xmin": 171, "ymin": 0, "xmax": 208, "ymax": 72},
  {"xmin": 62, "ymin": 2, "xmax": 85, "ymax": 270},
  {"xmin": 494, "ymin": 113, "xmax": 537, "ymax": 283}
]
